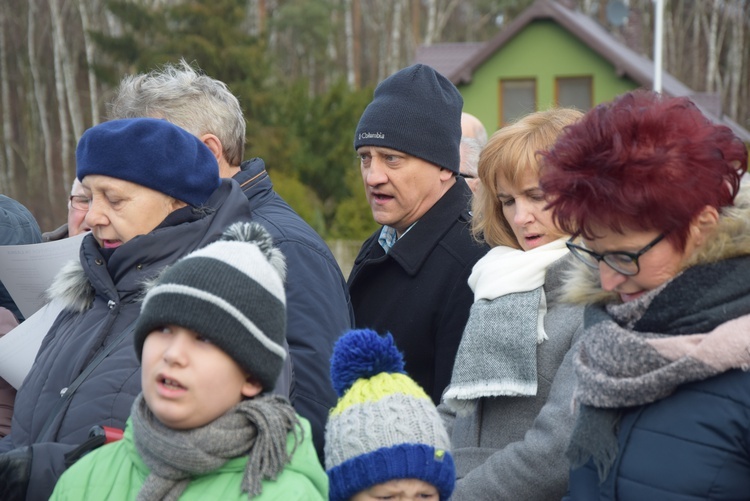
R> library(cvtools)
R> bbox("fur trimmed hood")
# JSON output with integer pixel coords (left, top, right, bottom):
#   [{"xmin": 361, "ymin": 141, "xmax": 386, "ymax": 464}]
[
  {"xmin": 562, "ymin": 186, "xmax": 750, "ymax": 306},
  {"xmin": 46, "ymin": 259, "xmax": 96, "ymax": 313}
]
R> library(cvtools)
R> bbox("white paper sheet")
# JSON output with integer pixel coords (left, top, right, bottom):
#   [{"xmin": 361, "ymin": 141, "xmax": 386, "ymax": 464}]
[
  {"xmin": 0, "ymin": 233, "xmax": 85, "ymax": 319},
  {"xmin": 0, "ymin": 299, "xmax": 65, "ymax": 388}
]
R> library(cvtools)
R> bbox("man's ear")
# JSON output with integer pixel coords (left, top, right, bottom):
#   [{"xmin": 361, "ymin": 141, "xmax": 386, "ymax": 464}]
[
  {"xmin": 439, "ymin": 168, "xmax": 456, "ymax": 182},
  {"xmin": 200, "ymin": 134, "xmax": 224, "ymax": 163}
]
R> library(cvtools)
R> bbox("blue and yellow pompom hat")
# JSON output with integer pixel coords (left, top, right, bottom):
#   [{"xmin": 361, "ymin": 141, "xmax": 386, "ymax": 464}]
[{"xmin": 324, "ymin": 329, "xmax": 455, "ymax": 501}]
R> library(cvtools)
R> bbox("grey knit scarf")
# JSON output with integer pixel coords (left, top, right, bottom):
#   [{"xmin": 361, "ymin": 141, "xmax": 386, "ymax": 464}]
[
  {"xmin": 443, "ymin": 289, "xmax": 541, "ymax": 415},
  {"xmin": 567, "ymin": 271, "xmax": 750, "ymax": 481},
  {"xmin": 131, "ymin": 393, "xmax": 301, "ymax": 500},
  {"xmin": 443, "ymin": 242, "xmax": 568, "ymax": 415}
]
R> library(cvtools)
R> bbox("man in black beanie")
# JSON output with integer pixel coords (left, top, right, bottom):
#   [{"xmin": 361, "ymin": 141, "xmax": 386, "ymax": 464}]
[{"xmin": 347, "ymin": 64, "xmax": 489, "ymax": 404}]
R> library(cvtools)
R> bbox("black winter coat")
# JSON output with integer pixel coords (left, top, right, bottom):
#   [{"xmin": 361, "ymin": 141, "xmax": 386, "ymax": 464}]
[{"xmin": 347, "ymin": 178, "xmax": 489, "ymax": 403}]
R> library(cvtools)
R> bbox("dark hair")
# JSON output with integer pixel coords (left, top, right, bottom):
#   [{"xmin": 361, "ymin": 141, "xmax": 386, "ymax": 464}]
[{"xmin": 540, "ymin": 90, "xmax": 746, "ymax": 251}]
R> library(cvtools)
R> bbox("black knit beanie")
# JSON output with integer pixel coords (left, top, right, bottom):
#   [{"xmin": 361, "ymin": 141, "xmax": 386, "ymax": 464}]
[
  {"xmin": 76, "ymin": 117, "xmax": 220, "ymax": 207},
  {"xmin": 134, "ymin": 222, "xmax": 287, "ymax": 390},
  {"xmin": 354, "ymin": 64, "xmax": 463, "ymax": 174}
]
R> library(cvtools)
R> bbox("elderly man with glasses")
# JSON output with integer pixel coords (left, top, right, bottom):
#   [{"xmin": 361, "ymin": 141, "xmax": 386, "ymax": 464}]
[{"xmin": 42, "ymin": 179, "xmax": 91, "ymax": 241}]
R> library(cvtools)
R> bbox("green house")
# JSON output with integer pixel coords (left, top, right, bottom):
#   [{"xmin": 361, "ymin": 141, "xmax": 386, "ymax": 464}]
[{"xmin": 415, "ymin": 0, "xmax": 750, "ymax": 142}]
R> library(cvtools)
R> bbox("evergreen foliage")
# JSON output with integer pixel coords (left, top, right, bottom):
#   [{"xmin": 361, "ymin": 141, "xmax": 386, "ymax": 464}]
[{"xmin": 90, "ymin": 0, "xmax": 376, "ymax": 239}]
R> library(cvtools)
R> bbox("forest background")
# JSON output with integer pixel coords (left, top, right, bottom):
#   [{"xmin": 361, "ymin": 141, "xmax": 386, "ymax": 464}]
[{"xmin": 2, "ymin": 0, "xmax": 750, "ymax": 266}]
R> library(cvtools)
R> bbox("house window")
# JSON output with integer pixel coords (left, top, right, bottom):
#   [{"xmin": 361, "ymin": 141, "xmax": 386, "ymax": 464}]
[
  {"xmin": 500, "ymin": 79, "xmax": 536, "ymax": 125},
  {"xmin": 556, "ymin": 76, "xmax": 593, "ymax": 111}
]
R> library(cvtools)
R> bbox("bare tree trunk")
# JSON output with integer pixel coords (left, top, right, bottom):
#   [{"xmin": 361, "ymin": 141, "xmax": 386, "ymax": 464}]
[
  {"xmin": 0, "ymin": 4, "xmax": 15, "ymax": 197},
  {"xmin": 77, "ymin": 0, "xmax": 99, "ymax": 127},
  {"xmin": 51, "ymin": 7, "xmax": 72, "ymax": 193},
  {"xmin": 691, "ymin": 3, "xmax": 702, "ymax": 89},
  {"xmin": 353, "ymin": 0, "xmax": 361, "ymax": 87},
  {"xmin": 702, "ymin": 0, "xmax": 720, "ymax": 93},
  {"xmin": 388, "ymin": 0, "xmax": 403, "ymax": 75},
  {"xmin": 49, "ymin": 0, "xmax": 84, "ymax": 191},
  {"xmin": 373, "ymin": 2, "xmax": 390, "ymax": 81},
  {"xmin": 726, "ymin": 0, "xmax": 745, "ymax": 120},
  {"xmin": 741, "ymin": 3, "xmax": 750, "ymax": 127},
  {"xmin": 28, "ymin": 0, "xmax": 56, "ymax": 205},
  {"xmin": 663, "ymin": 1, "xmax": 675, "ymax": 77},
  {"xmin": 437, "ymin": 0, "xmax": 461, "ymax": 37},
  {"xmin": 425, "ymin": 0, "xmax": 436, "ymax": 46},
  {"xmin": 258, "ymin": 0, "xmax": 266, "ymax": 34},
  {"xmin": 345, "ymin": 0, "xmax": 355, "ymax": 88},
  {"xmin": 267, "ymin": 0, "xmax": 278, "ymax": 53},
  {"xmin": 411, "ymin": 0, "xmax": 420, "ymax": 48}
]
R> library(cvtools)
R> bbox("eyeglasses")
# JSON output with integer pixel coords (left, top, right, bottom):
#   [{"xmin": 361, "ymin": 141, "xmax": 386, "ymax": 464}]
[
  {"xmin": 458, "ymin": 173, "xmax": 477, "ymax": 180},
  {"xmin": 566, "ymin": 233, "xmax": 666, "ymax": 276},
  {"xmin": 69, "ymin": 195, "xmax": 90, "ymax": 211}
]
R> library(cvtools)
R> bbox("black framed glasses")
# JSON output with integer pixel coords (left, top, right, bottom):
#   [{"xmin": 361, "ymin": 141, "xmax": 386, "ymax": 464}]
[
  {"xmin": 566, "ymin": 233, "xmax": 666, "ymax": 276},
  {"xmin": 458, "ymin": 173, "xmax": 476, "ymax": 180},
  {"xmin": 69, "ymin": 195, "xmax": 90, "ymax": 211}
]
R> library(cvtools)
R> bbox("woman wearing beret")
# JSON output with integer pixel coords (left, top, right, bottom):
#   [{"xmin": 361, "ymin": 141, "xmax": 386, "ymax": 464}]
[
  {"xmin": 441, "ymin": 108, "xmax": 584, "ymax": 500},
  {"xmin": 541, "ymin": 90, "xmax": 750, "ymax": 500},
  {"xmin": 0, "ymin": 118, "xmax": 255, "ymax": 500}
]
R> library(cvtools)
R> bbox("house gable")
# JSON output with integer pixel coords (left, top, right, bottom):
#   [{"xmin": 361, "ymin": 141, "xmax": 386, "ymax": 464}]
[
  {"xmin": 414, "ymin": 0, "xmax": 750, "ymax": 142},
  {"xmin": 461, "ymin": 19, "xmax": 636, "ymax": 131}
]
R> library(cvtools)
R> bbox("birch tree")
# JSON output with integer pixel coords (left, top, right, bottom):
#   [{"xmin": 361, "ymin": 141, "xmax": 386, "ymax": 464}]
[
  {"xmin": 725, "ymin": 0, "xmax": 745, "ymax": 120},
  {"xmin": 77, "ymin": 0, "xmax": 99, "ymax": 126},
  {"xmin": 388, "ymin": 0, "xmax": 404, "ymax": 76},
  {"xmin": 0, "ymin": 4, "xmax": 15, "ymax": 197},
  {"xmin": 344, "ymin": 0, "xmax": 356, "ymax": 88},
  {"xmin": 28, "ymin": 0, "xmax": 56, "ymax": 203}
]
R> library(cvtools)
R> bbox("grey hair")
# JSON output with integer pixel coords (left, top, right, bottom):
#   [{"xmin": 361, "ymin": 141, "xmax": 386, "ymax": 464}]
[
  {"xmin": 460, "ymin": 137, "xmax": 482, "ymax": 178},
  {"xmin": 107, "ymin": 59, "xmax": 246, "ymax": 166}
]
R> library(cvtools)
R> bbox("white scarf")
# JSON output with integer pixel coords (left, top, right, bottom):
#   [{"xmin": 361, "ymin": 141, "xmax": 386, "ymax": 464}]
[
  {"xmin": 443, "ymin": 238, "xmax": 569, "ymax": 414},
  {"xmin": 469, "ymin": 238, "xmax": 569, "ymax": 342}
]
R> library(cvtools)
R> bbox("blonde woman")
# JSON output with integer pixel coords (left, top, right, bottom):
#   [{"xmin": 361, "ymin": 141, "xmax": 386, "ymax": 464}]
[{"xmin": 441, "ymin": 108, "xmax": 583, "ymax": 500}]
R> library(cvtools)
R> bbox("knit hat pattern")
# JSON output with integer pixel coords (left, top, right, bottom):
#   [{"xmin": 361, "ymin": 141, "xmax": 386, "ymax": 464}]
[
  {"xmin": 76, "ymin": 117, "xmax": 220, "ymax": 207},
  {"xmin": 324, "ymin": 329, "xmax": 455, "ymax": 501},
  {"xmin": 134, "ymin": 222, "xmax": 287, "ymax": 390},
  {"xmin": 353, "ymin": 64, "xmax": 463, "ymax": 174}
]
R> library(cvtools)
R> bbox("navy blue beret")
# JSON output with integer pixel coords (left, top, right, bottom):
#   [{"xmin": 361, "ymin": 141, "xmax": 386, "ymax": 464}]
[{"xmin": 76, "ymin": 118, "xmax": 220, "ymax": 207}]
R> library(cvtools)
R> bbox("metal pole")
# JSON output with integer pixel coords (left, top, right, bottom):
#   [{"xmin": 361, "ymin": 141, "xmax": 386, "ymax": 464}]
[{"xmin": 653, "ymin": 0, "xmax": 664, "ymax": 93}]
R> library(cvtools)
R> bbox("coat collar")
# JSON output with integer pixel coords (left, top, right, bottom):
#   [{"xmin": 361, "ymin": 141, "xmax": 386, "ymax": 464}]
[
  {"xmin": 387, "ymin": 177, "xmax": 473, "ymax": 276},
  {"xmin": 46, "ymin": 180, "xmax": 252, "ymax": 312}
]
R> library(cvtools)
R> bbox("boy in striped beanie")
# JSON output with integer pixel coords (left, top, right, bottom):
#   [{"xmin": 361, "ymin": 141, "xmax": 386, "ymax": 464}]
[
  {"xmin": 51, "ymin": 222, "xmax": 328, "ymax": 500},
  {"xmin": 325, "ymin": 329, "xmax": 455, "ymax": 501}
]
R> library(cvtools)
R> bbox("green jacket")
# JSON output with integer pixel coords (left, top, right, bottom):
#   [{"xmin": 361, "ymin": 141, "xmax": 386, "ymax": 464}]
[{"xmin": 50, "ymin": 417, "xmax": 328, "ymax": 500}]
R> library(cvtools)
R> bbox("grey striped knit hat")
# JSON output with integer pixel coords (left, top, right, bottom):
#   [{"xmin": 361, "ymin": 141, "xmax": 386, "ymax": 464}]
[{"xmin": 134, "ymin": 222, "xmax": 287, "ymax": 390}]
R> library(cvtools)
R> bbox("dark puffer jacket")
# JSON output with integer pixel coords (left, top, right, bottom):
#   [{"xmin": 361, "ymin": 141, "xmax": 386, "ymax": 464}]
[
  {"xmin": 235, "ymin": 158, "xmax": 354, "ymax": 460},
  {"xmin": 0, "ymin": 180, "xmax": 253, "ymax": 500},
  {"xmin": 562, "ymin": 189, "xmax": 750, "ymax": 501},
  {"xmin": 0, "ymin": 196, "xmax": 42, "ymax": 321},
  {"xmin": 567, "ymin": 368, "xmax": 750, "ymax": 500}
]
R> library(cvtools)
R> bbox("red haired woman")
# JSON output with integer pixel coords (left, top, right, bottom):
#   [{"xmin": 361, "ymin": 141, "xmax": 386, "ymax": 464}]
[{"xmin": 541, "ymin": 90, "xmax": 750, "ymax": 500}]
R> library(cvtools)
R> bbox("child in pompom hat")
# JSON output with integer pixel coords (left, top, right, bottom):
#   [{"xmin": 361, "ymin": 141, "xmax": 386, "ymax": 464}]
[
  {"xmin": 325, "ymin": 329, "xmax": 455, "ymax": 501},
  {"xmin": 50, "ymin": 222, "xmax": 328, "ymax": 501}
]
